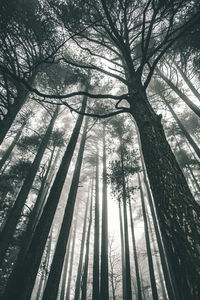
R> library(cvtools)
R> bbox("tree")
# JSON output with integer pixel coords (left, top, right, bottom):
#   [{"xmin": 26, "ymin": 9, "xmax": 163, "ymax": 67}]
[{"xmin": 2, "ymin": 95, "xmax": 87, "ymax": 300}]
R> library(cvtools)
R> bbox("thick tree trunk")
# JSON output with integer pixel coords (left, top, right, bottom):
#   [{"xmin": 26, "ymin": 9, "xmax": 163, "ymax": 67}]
[
  {"xmin": 92, "ymin": 146, "xmax": 100, "ymax": 300},
  {"xmin": 1, "ymin": 95, "xmax": 87, "ymax": 300},
  {"xmin": 138, "ymin": 172, "xmax": 159, "ymax": 300},
  {"xmin": 100, "ymin": 122, "xmax": 109, "ymax": 300},
  {"xmin": 0, "ymin": 121, "xmax": 26, "ymax": 171},
  {"xmin": 130, "ymin": 92, "xmax": 200, "ymax": 300},
  {"xmin": 118, "ymin": 203, "xmax": 127, "ymax": 300},
  {"xmin": 160, "ymin": 93, "xmax": 200, "ymax": 159},
  {"xmin": 0, "ymin": 107, "xmax": 59, "ymax": 267},
  {"xmin": 81, "ymin": 178, "xmax": 93, "ymax": 300},
  {"xmin": 42, "ymin": 117, "xmax": 89, "ymax": 300},
  {"xmin": 156, "ymin": 68, "xmax": 200, "ymax": 118},
  {"xmin": 128, "ymin": 196, "xmax": 142, "ymax": 300}
]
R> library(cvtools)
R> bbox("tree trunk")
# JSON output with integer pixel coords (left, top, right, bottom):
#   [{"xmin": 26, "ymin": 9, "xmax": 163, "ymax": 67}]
[
  {"xmin": 156, "ymin": 68, "xmax": 200, "ymax": 118},
  {"xmin": 128, "ymin": 196, "xmax": 142, "ymax": 300},
  {"xmin": 118, "ymin": 203, "xmax": 127, "ymax": 300},
  {"xmin": 120, "ymin": 136, "xmax": 133, "ymax": 300},
  {"xmin": 100, "ymin": 122, "xmax": 109, "ymax": 300},
  {"xmin": 73, "ymin": 185, "xmax": 90, "ymax": 300},
  {"xmin": 138, "ymin": 172, "xmax": 159, "ymax": 300},
  {"xmin": 0, "ymin": 74, "xmax": 36, "ymax": 144},
  {"xmin": 65, "ymin": 207, "xmax": 79, "ymax": 300},
  {"xmin": 130, "ymin": 92, "xmax": 200, "ymax": 299},
  {"xmin": 160, "ymin": 92, "xmax": 200, "ymax": 159},
  {"xmin": 81, "ymin": 177, "xmax": 93, "ymax": 300},
  {"xmin": 59, "ymin": 228, "xmax": 72, "ymax": 300},
  {"xmin": 42, "ymin": 117, "xmax": 89, "ymax": 300},
  {"xmin": 92, "ymin": 146, "xmax": 100, "ymax": 300},
  {"xmin": 1, "ymin": 95, "xmax": 87, "ymax": 300},
  {"xmin": 0, "ymin": 121, "xmax": 26, "ymax": 171},
  {"xmin": 0, "ymin": 106, "xmax": 59, "ymax": 267}
]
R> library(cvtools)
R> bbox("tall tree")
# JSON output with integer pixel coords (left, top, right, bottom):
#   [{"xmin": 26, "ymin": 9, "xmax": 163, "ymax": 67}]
[
  {"xmin": 100, "ymin": 122, "xmax": 109, "ymax": 300},
  {"xmin": 42, "ymin": 116, "xmax": 89, "ymax": 300},
  {"xmin": 0, "ymin": 106, "xmax": 59, "ymax": 267},
  {"xmin": 2, "ymin": 95, "xmax": 87, "ymax": 300}
]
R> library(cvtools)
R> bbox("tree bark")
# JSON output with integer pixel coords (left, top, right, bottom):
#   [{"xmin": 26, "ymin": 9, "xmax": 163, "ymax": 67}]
[
  {"xmin": 1, "ymin": 95, "xmax": 87, "ymax": 300},
  {"xmin": 100, "ymin": 122, "xmax": 109, "ymax": 300},
  {"xmin": 42, "ymin": 116, "xmax": 89, "ymax": 300},
  {"xmin": 0, "ymin": 106, "xmax": 59, "ymax": 268},
  {"xmin": 130, "ymin": 92, "xmax": 200, "ymax": 299},
  {"xmin": 92, "ymin": 146, "xmax": 100, "ymax": 300}
]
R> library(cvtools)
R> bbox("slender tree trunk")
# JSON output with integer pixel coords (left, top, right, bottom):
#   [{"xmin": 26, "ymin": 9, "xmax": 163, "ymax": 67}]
[
  {"xmin": 1, "ymin": 95, "xmax": 87, "ymax": 300},
  {"xmin": 160, "ymin": 92, "xmax": 200, "ymax": 159},
  {"xmin": 173, "ymin": 61, "xmax": 200, "ymax": 102},
  {"xmin": 156, "ymin": 68, "xmax": 200, "ymax": 118},
  {"xmin": 118, "ymin": 203, "xmax": 127, "ymax": 300},
  {"xmin": 0, "ymin": 121, "xmax": 26, "ymax": 171},
  {"xmin": 100, "ymin": 122, "xmax": 109, "ymax": 300},
  {"xmin": 42, "ymin": 117, "xmax": 89, "ymax": 300},
  {"xmin": 129, "ymin": 91, "xmax": 200, "ymax": 299},
  {"xmin": 92, "ymin": 146, "xmax": 100, "ymax": 300},
  {"xmin": 0, "ymin": 106, "xmax": 59, "ymax": 267},
  {"xmin": 138, "ymin": 172, "xmax": 159, "ymax": 300},
  {"xmin": 73, "ymin": 185, "xmax": 91, "ymax": 300},
  {"xmin": 81, "ymin": 177, "xmax": 93, "ymax": 300},
  {"xmin": 128, "ymin": 197, "xmax": 142, "ymax": 300},
  {"xmin": 120, "ymin": 136, "xmax": 133, "ymax": 300},
  {"xmin": 59, "ymin": 229, "xmax": 72, "ymax": 300},
  {"xmin": 65, "ymin": 206, "xmax": 79, "ymax": 300},
  {"xmin": 0, "ymin": 74, "xmax": 36, "ymax": 144}
]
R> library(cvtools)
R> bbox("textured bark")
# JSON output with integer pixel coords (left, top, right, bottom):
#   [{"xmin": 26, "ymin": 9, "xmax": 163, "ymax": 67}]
[
  {"xmin": 100, "ymin": 123, "xmax": 109, "ymax": 300},
  {"xmin": 128, "ymin": 197, "xmax": 142, "ymax": 300},
  {"xmin": 42, "ymin": 117, "xmax": 89, "ymax": 300},
  {"xmin": 156, "ymin": 68, "xmax": 200, "ymax": 118},
  {"xmin": 0, "ymin": 107, "xmax": 59, "ymax": 268},
  {"xmin": 92, "ymin": 146, "xmax": 100, "ymax": 300},
  {"xmin": 81, "ymin": 179, "xmax": 93, "ymax": 300},
  {"xmin": 138, "ymin": 172, "xmax": 159, "ymax": 300},
  {"xmin": 2, "ymin": 95, "xmax": 87, "ymax": 300},
  {"xmin": 130, "ymin": 92, "xmax": 200, "ymax": 299},
  {"xmin": 0, "ymin": 121, "xmax": 26, "ymax": 171}
]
